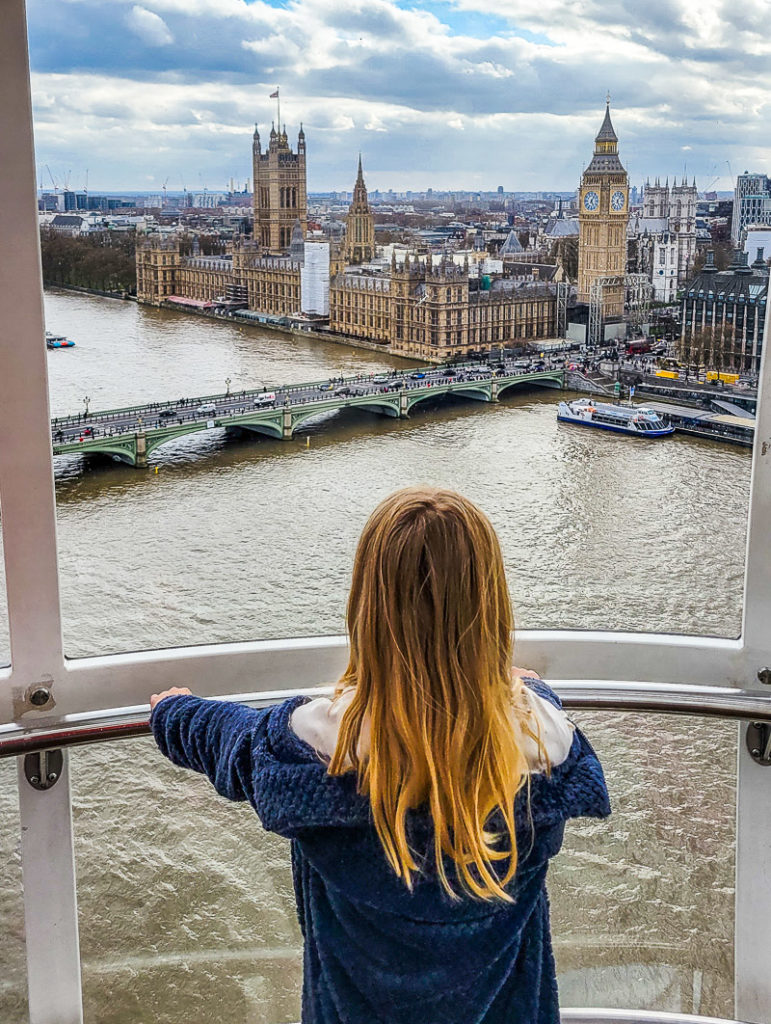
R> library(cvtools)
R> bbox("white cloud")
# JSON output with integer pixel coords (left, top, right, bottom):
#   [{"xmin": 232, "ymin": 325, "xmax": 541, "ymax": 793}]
[
  {"xmin": 126, "ymin": 5, "xmax": 174, "ymax": 47},
  {"xmin": 26, "ymin": 0, "xmax": 771, "ymax": 190}
]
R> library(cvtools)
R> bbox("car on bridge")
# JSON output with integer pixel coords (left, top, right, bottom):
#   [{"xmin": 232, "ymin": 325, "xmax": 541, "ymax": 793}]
[
  {"xmin": 253, "ymin": 392, "xmax": 276, "ymax": 407},
  {"xmin": 410, "ymin": 372, "xmax": 426, "ymax": 380},
  {"xmin": 159, "ymin": 408, "xmax": 176, "ymax": 419},
  {"xmin": 372, "ymin": 376, "xmax": 390, "ymax": 385},
  {"xmin": 334, "ymin": 386, "xmax": 351, "ymax": 397},
  {"xmin": 197, "ymin": 403, "xmax": 216, "ymax": 415}
]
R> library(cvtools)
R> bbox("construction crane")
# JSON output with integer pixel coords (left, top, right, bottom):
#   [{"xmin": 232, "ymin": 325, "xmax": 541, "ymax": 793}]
[
  {"xmin": 700, "ymin": 159, "xmax": 734, "ymax": 195},
  {"xmin": 703, "ymin": 164, "xmax": 721, "ymax": 193},
  {"xmin": 161, "ymin": 176, "xmax": 169, "ymax": 209}
]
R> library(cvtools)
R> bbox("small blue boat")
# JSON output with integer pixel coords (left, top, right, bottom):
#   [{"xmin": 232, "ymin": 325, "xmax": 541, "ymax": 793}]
[
  {"xmin": 557, "ymin": 398, "xmax": 674, "ymax": 437},
  {"xmin": 46, "ymin": 331, "xmax": 75, "ymax": 349}
]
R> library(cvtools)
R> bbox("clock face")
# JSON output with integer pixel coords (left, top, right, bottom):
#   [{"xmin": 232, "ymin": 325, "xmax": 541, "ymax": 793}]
[
  {"xmin": 611, "ymin": 190, "xmax": 626, "ymax": 212},
  {"xmin": 583, "ymin": 191, "xmax": 599, "ymax": 211}
]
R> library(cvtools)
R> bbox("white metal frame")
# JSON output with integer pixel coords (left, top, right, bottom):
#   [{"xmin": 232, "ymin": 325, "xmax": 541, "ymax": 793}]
[
  {"xmin": 2, "ymin": 2, "xmax": 771, "ymax": 1021},
  {"xmin": 588, "ymin": 273, "xmax": 652, "ymax": 347}
]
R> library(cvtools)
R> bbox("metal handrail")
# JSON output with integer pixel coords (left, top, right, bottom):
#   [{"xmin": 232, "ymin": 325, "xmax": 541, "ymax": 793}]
[
  {"xmin": 1, "ymin": 681, "xmax": 770, "ymax": 760},
  {"xmin": 561, "ymin": 1013, "xmax": 752, "ymax": 1024},
  {"xmin": 289, "ymin": 1015, "xmax": 753, "ymax": 1024}
]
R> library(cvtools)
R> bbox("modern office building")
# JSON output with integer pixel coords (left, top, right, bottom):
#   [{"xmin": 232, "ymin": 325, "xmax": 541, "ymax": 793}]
[
  {"xmin": 680, "ymin": 248, "xmax": 768, "ymax": 374},
  {"xmin": 731, "ymin": 172, "xmax": 771, "ymax": 245}
]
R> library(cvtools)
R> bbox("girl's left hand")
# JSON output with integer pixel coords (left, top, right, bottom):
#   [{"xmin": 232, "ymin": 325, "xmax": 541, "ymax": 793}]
[{"xmin": 150, "ymin": 686, "xmax": 193, "ymax": 710}]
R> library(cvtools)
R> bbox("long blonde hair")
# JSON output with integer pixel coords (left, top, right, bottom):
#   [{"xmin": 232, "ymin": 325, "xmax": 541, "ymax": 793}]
[{"xmin": 328, "ymin": 486, "xmax": 543, "ymax": 901}]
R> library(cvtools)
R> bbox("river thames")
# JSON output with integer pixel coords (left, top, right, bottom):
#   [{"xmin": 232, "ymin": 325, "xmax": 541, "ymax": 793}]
[{"xmin": 0, "ymin": 289, "xmax": 751, "ymax": 1022}]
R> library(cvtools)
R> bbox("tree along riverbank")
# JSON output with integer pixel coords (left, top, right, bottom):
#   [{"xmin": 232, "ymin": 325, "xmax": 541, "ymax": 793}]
[
  {"xmin": 45, "ymin": 282, "xmax": 136, "ymax": 301},
  {"xmin": 40, "ymin": 228, "xmax": 137, "ymax": 294}
]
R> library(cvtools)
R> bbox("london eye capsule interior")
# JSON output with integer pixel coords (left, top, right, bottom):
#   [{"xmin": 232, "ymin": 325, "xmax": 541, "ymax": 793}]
[{"xmin": 1, "ymin": 2, "xmax": 770, "ymax": 1023}]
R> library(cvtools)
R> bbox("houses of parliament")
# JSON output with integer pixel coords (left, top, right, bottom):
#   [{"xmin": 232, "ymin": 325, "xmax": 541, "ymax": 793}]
[{"xmin": 137, "ymin": 117, "xmax": 577, "ymax": 359}]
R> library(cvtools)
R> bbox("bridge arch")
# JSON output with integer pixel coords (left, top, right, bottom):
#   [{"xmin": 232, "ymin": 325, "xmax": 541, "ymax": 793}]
[
  {"xmin": 405, "ymin": 383, "xmax": 492, "ymax": 414},
  {"xmin": 496, "ymin": 372, "xmax": 564, "ymax": 398},
  {"xmin": 144, "ymin": 423, "xmax": 209, "ymax": 458},
  {"xmin": 53, "ymin": 439, "xmax": 139, "ymax": 466},
  {"xmin": 344, "ymin": 397, "xmax": 402, "ymax": 419},
  {"xmin": 447, "ymin": 383, "xmax": 493, "ymax": 403},
  {"xmin": 290, "ymin": 394, "xmax": 402, "ymax": 433},
  {"xmin": 226, "ymin": 420, "xmax": 284, "ymax": 441}
]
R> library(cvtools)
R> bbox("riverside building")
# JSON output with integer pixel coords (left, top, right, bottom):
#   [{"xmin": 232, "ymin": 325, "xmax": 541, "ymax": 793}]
[
  {"xmin": 680, "ymin": 248, "xmax": 768, "ymax": 375},
  {"xmin": 137, "ymin": 130, "xmax": 559, "ymax": 361},
  {"xmin": 329, "ymin": 252, "xmax": 557, "ymax": 359},
  {"xmin": 136, "ymin": 237, "xmax": 303, "ymax": 315}
]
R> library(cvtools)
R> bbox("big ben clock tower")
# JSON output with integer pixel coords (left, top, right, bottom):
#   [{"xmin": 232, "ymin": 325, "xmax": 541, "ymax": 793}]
[{"xmin": 577, "ymin": 99, "xmax": 628, "ymax": 319}]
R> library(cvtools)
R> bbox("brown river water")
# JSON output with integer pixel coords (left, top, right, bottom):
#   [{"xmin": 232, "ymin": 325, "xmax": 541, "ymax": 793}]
[{"xmin": 0, "ymin": 290, "xmax": 751, "ymax": 1021}]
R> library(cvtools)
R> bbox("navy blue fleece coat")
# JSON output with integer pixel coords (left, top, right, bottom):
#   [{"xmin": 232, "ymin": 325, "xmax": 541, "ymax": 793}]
[{"xmin": 150, "ymin": 681, "xmax": 610, "ymax": 1024}]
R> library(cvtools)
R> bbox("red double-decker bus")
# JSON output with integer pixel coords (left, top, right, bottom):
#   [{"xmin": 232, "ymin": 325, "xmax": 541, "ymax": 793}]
[{"xmin": 626, "ymin": 338, "xmax": 652, "ymax": 355}]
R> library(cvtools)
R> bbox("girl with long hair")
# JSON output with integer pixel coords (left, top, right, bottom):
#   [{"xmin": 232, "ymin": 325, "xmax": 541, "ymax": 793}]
[{"xmin": 151, "ymin": 486, "xmax": 609, "ymax": 1023}]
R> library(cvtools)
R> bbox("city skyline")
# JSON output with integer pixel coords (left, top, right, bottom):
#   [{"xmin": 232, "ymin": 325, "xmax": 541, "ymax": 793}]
[{"xmin": 28, "ymin": 0, "xmax": 771, "ymax": 192}]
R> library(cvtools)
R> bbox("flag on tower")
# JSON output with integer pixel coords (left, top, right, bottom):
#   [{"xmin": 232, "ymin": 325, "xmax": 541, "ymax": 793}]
[{"xmin": 270, "ymin": 89, "xmax": 279, "ymax": 99}]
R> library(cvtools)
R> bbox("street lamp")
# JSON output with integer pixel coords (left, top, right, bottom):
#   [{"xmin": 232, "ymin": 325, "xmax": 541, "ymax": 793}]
[
  {"xmin": 82, "ymin": 395, "xmax": 90, "ymax": 418},
  {"xmin": 225, "ymin": 377, "xmax": 232, "ymax": 397}
]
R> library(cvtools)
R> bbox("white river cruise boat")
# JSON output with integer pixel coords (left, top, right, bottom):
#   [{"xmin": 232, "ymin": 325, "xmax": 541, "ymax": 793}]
[{"xmin": 557, "ymin": 398, "xmax": 675, "ymax": 437}]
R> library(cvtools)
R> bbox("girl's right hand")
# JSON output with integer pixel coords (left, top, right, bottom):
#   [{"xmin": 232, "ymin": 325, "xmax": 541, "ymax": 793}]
[{"xmin": 150, "ymin": 686, "xmax": 193, "ymax": 710}]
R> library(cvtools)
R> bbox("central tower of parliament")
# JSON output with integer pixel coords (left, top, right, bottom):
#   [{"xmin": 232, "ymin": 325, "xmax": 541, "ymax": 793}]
[{"xmin": 252, "ymin": 122, "xmax": 307, "ymax": 252}]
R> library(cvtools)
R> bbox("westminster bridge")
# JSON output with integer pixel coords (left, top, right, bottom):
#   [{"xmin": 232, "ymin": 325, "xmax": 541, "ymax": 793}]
[{"xmin": 51, "ymin": 362, "xmax": 565, "ymax": 468}]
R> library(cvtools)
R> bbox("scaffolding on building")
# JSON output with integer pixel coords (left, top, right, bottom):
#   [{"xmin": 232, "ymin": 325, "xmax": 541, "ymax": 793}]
[
  {"xmin": 588, "ymin": 273, "xmax": 652, "ymax": 347},
  {"xmin": 556, "ymin": 281, "xmax": 569, "ymax": 338}
]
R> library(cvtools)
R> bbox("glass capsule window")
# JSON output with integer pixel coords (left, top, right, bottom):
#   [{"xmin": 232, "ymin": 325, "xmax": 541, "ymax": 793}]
[{"xmin": 2, "ymin": 2, "xmax": 771, "ymax": 1024}]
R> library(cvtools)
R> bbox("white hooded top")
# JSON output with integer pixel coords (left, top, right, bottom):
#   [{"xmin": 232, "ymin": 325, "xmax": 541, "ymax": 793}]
[{"xmin": 290, "ymin": 680, "xmax": 574, "ymax": 770}]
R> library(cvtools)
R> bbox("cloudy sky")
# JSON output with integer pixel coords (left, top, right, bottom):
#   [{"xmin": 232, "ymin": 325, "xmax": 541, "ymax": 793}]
[{"xmin": 27, "ymin": 0, "xmax": 771, "ymax": 193}]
